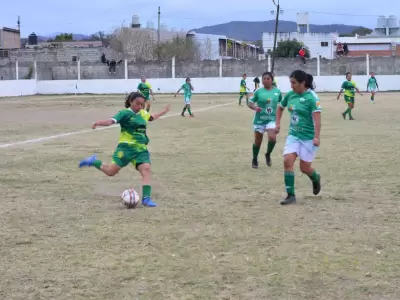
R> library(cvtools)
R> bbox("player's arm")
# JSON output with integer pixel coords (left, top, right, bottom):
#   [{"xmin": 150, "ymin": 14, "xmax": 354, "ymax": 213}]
[
  {"xmin": 376, "ymin": 79, "xmax": 379, "ymax": 90},
  {"xmin": 313, "ymin": 111, "xmax": 321, "ymax": 143},
  {"xmin": 174, "ymin": 87, "xmax": 182, "ymax": 97},
  {"xmin": 276, "ymin": 93, "xmax": 288, "ymax": 133},
  {"xmin": 337, "ymin": 88, "xmax": 343, "ymax": 100},
  {"xmin": 150, "ymin": 104, "xmax": 170, "ymax": 121},
  {"xmin": 355, "ymin": 87, "xmax": 363, "ymax": 96},
  {"xmin": 247, "ymin": 91, "xmax": 260, "ymax": 111},
  {"xmin": 190, "ymin": 84, "xmax": 194, "ymax": 91},
  {"xmin": 92, "ymin": 111, "xmax": 125, "ymax": 129}
]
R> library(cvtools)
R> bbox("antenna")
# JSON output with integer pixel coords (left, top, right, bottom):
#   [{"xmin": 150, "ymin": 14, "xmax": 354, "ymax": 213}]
[{"xmin": 17, "ymin": 16, "xmax": 20, "ymax": 31}]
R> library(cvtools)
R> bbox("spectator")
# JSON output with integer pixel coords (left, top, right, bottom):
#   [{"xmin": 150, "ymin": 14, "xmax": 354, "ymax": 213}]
[
  {"xmin": 343, "ymin": 43, "xmax": 349, "ymax": 56},
  {"xmin": 337, "ymin": 43, "xmax": 344, "ymax": 57},
  {"xmin": 298, "ymin": 47, "xmax": 306, "ymax": 64},
  {"xmin": 109, "ymin": 59, "xmax": 116, "ymax": 74}
]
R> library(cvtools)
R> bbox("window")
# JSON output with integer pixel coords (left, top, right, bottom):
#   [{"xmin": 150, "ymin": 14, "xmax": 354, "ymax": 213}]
[
  {"xmin": 321, "ymin": 42, "xmax": 328, "ymax": 47},
  {"xmin": 0, "ymin": 50, "xmax": 9, "ymax": 58}
]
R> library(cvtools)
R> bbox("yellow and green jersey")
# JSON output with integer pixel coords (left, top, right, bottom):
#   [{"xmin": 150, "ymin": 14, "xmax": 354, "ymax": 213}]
[
  {"xmin": 272, "ymin": 79, "xmax": 277, "ymax": 88},
  {"xmin": 341, "ymin": 80, "xmax": 356, "ymax": 98},
  {"xmin": 111, "ymin": 108, "xmax": 151, "ymax": 149},
  {"xmin": 137, "ymin": 82, "xmax": 151, "ymax": 98},
  {"xmin": 250, "ymin": 87, "xmax": 282, "ymax": 125},
  {"xmin": 240, "ymin": 79, "xmax": 247, "ymax": 93},
  {"xmin": 279, "ymin": 90, "xmax": 321, "ymax": 141}
]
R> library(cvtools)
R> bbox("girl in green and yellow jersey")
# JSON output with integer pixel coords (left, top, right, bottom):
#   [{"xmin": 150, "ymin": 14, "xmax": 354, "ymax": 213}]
[
  {"xmin": 248, "ymin": 71, "xmax": 282, "ymax": 169},
  {"xmin": 239, "ymin": 73, "xmax": 250, "ymax": 106},
  {"xmin": 337, "ymin": 72, "xmax": 363, "ymax": 120},
  {"xmin": 137, "ymin": 76, "xmax": 155, "ymax": 112}
]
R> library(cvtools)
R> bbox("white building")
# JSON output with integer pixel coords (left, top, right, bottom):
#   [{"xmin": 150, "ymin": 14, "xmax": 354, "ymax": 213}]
[{"xmin": 262, "ymin": 13, "xmax": 339, "ymax": 59}]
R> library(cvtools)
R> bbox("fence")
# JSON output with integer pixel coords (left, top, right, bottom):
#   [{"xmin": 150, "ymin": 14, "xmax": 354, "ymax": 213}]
[{"xmin": 1, "ymin": 54, "xmax": 399, "ymax": 81}]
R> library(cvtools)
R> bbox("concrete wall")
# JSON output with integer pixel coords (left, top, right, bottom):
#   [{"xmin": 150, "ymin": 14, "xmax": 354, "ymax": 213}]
[
  {"xmin": 1, "ymin": 75, "xmax": 400, "ymax": 97},
  {"xmin": 2, "ymin": 51, "xmax": 400, "ymax": 80}
]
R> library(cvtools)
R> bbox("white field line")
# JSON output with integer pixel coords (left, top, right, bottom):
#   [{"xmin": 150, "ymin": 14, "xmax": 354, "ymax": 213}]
[{"xmin": 0, "ymin": 102, "xmax": 235, "ymax": 149}]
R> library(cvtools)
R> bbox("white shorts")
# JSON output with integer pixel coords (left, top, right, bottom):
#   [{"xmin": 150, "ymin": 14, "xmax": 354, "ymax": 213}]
[
  {"xmin": 369, "ymin": 88, "xmax": 377, "ymax": 93},
  {"xmin": 254, "ymin": 122, "xmax": 276, "ymax": 133},
  {"xmin": 283, "ymin": 135, "xmax": 318, "ymax": 162},
  {"xmin": 184, "ymin": 97, "xmax": 191, "ymax": 104}
]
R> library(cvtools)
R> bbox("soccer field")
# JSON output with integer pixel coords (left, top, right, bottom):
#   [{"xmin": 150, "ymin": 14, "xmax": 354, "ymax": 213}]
[{"xmin": 1, "ymin": 93, "xmax": 400, "ymax": 299}]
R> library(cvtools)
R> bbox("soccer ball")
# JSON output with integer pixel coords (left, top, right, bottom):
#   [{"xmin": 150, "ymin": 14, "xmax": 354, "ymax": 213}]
[{"xmin": 121, "ymin": 189, "xmax": 140, "ymax": 209}]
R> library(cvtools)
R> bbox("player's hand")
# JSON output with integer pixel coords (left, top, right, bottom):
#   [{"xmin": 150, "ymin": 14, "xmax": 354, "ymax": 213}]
[
  {"xmin": 164, "ymin": 104, "xmax": 171, "ymax": 112},
  {"xmin": 313, "ymin": 137, "xmax": 320, "ymax": 146},
  {"xmin": 255, "ymin": 107, "xmax": 262, "ymax": 112},
  {"xmin": 92, "ymin": 122, "xmax": 97, "ymax": 130}
]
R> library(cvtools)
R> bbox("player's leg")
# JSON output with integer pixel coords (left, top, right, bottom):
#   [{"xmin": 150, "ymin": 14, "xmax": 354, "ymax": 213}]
[
  {"xmin": 145, "ymin": 97, "xmax": 151, "ymax": 112},
  {"xmin": 371, "ymin": 90, "xmax": 376, "ymax": 103},
  {"xmin": 298, "ymin": 142, "xmax": 321, "ymax": 195},
  {"xmin": 252, "ymin": 126, "xmax": 264, "ymax": 168},
  {"xmin": 348, "ymin": 100, "xmax": 354, "ymax": 120},
  {"xmin": 239, "ymin": 92, "xmax": 244, "ymax": 106},
  {"xmin": 181, "ymin": 104, "xmax": 188, "ymax": 116},
  {"xmin": 280, "ymin": 136, "xmax": 299, "ymax": 205},
  {"xmin": 245, "ymin": 93, "xmax": 249, "ymax": 105},
  {"xmin": 134, "ymin": 150, "xmax": 156, "ymax": 207},
  {"xmin": 265, "ymin": 122, "xmax": 277, "ymax": 167},
  {"xmin": 186, "ymin": 97, "xmax": 194, "ymax": 117}
]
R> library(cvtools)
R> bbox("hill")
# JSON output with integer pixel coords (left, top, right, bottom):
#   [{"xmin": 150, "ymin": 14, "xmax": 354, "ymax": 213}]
[{"xmin": 193, "ymin": 20, "xmax": 369, "ymax": 41}]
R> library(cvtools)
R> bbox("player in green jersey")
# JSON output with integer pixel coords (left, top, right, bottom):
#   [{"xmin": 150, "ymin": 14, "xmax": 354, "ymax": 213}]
[
  {"xmin": 276, "ymin": 70, "xmax": 322, "ymax": 205},
  {"xmin": 248, "ymin": 71, "xmax": 282, "ymax": 168},
  {"xmin": 367, "ymin": 72, "xmax": 379, "ymax": 103},
  {"xmin": 175, "ymin": 77, "xmax": 195, "ymax": 117},
  {"xmin": 253, "ymin": 77, "xmax": 260, "ymax": 91},
  {"xmin": 79, "ymin": 92, "xmax": 170, "ymax": 208},
  {"xmin": 337, "ymin": 72, "xmax": 363, "ymax": 120},
  {"xmin": 239, "ymin": 73, "xmax": 250, "ymax": 106},
  {"xmin": 137, "ymin": 76, "xmax": 155, "ymax": 112}
]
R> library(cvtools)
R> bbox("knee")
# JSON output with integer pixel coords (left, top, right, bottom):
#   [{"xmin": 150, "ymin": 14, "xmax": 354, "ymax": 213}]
[
  {"xmin": 283, "ymin": 157, "xmax": 293, "ymax": 169},
  {"xmin": 299, "ymin": 162, "xmax": 311, "ymax": 174},
  {"xmin": 268, "ymin": 135, "xmax": 276, "ymax": 142},
  {"xmin": 106, "ymin": 169, "xmax": 118, "ymax": 176}
]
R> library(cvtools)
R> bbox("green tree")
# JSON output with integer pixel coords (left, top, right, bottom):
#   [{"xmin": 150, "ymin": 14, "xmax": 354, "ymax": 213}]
[
  {"xmin": 274, "ymin": 39, "xmax": 310, "ymax": 58},
  {"xmin": 54, "ymin": 33, "xmax": 73, "ymax": 42},
  {"xmin": 339, "ymin": 26, "xmax": 372, "ymax": 37},
  {"xmin": 154, "ymin": 36, "xmax": 200, "ymax": 61}
]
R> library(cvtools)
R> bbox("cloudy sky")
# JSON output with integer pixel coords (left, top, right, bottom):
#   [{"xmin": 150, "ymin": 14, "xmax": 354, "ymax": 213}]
[{"xmin": 1, "ymin": 0, "xmax": 396, "ymax": 36}]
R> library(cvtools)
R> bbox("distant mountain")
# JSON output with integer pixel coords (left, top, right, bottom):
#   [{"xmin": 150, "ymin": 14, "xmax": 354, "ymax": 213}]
[
  {"xmin": 23, "ymin": 33, "xmax": 91, "ymax": 41},
  {"xmin": 193, "ymin": 20, "xmax": 369, "ymax": 41}
]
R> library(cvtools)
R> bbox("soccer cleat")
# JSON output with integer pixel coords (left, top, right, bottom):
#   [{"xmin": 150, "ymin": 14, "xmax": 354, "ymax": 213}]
[
  {"xmin": 181, "ymin": 113, "xmax": 185, "ymax": 117},
  {"xmin": 280, "ymin": 195, "xmax": 296, "ymax": 205},
  {"xmin": 349, "ymin": 117, "xmax": 355, "ymax": 120},
  {"xmin": 142, "ymin": 197, "xmax": 157, "ymax": 207},
  {"xmin": 312, "ymin": 175, "xmax": 321, "ymax": 195},
  {"xmin": 189, "ymin": 114, "xmax": 194, "ymax": 118},
  {"xmin": 79, "ymin": 155, "xmax": 97, "ymax": 168},
  {"xmin": 265, "ymin": 153, "xmax": 272, "ymax": 167},
  {"xmin": 342, "ymin": 113, "xmax": 346, "ymax": 120},
  {"xmin": 252, "ymin": 158, "xmax": 258, "ymax": 169}
]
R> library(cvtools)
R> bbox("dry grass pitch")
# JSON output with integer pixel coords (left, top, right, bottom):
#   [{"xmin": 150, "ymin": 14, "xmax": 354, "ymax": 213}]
[{"xmin": 0, "ymin": 93, "xmax": 400, "ymax": 300}]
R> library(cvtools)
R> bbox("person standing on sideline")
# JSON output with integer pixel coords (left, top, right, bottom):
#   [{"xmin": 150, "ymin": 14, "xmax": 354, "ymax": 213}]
[{"xmin": 275, "ymin": 70, "xmax": 322, "ymax": 205}]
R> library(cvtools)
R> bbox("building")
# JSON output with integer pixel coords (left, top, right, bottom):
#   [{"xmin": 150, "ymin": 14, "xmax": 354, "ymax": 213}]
[
  {"xmin": 262, "ymin": 13, "xmax": 338, "ymax": 59},
  {"xmin": 334, "ymin": 16, "xmax": 400, "ymax": 57},
  {"xmin": 30, "ymin": 41, "xmax": 103, "ymax": 49},
  {"xmin": 0, "ymin": 27, "xmax": 21, "ymax": 58},
  {"xmin": 186, "ymin": 31, "xmax": 261, "ymax": 60}
]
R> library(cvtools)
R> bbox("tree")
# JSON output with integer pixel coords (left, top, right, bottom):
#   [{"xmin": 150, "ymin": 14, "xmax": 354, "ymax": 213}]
[
  {"xmin": 274, "ymin": 39, "xmax": 310, "ymax": 58},
  {"xmin": 90, "ymin": 31, "xmax": 110, "ymax": 47},
  {"xmin": 54, "ymin": 33, "xmax": 73, "ymax": 42},
  {"xmin": 339, "ymin": 26, "xmax": 372, "ymax": 37},
  {"xmin": 154, "ymin": 36, "xmax": 201, "ymax": 61}
]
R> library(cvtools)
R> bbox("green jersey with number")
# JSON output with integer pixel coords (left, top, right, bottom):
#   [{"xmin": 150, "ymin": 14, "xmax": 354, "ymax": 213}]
[
  {"xmin": 137, "ymin": 82, "xmax": 151, "ymax": 98},
  {"xmin": 182, "ymin": 83, "xmax": 192, "ymax": 98},
  {"xmin": 111, "ymin": 108, "xmax": 151, "ymax": 149},
  {"xmin": 341, "ymin": 80, "xmax": 356, "ymax": 98},
  {"xmin": 250, "ymin": 87, "xmax": 282, "ymax": 125},
  {"xmin": 279, "ymin": 90, "xmax": 321, "ymax": 140},
  {"xmin": 368, "ymin": 77, "xmax": 377, "ymax": 89}
]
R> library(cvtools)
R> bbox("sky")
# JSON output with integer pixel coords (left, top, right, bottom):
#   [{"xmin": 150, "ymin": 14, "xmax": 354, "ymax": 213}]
[{"xmin": 0, "ymin": 0, "xmax": 397, "ymax": 37}]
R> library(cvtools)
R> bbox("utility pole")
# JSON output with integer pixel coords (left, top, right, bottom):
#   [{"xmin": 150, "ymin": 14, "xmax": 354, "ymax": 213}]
[
  {"xmin": 157, "ymin": 6, "xmax": 161, "ymax": 60},
  {"xmin": 270, "ymin": 0, "xmax": 282, "ymax": 73}
]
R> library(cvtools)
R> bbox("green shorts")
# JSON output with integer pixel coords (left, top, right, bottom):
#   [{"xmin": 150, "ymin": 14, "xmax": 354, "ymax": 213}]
[
  {"xmin": 112, "ymin": 143, "xmax": 151, "ymax": 168},
  {"xmin": 144, "ymin": 95, "xmax": 151, "ymax": 101},
  {"xmin": 240, "ymin": 92, "xmax": 248, "ymax": 96},
  {"xmin": 344, "ymin": 95, "xmax": 354, "ymax": 104}
]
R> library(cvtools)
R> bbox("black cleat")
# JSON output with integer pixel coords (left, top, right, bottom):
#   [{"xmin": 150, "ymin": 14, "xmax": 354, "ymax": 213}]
[
  {"xmin": 252, "ymin": 158, "xmax": 258, "ymax": 169},
  {"xmin": 342, "ymin": 113, "xmax": 346, "ymax": 119},
  {"xmin": 349, "ymin": 117, "xmax": 355, "ymax": 120},
  {"xmin": 312, "ymin": 175, "xmax": 321, "ymax": 195},
  {"xmin": 265, "ymin": 153, "xmax": 272, "ymax": 167},
  {"xmin": 280, "ymin": 195, "xmax": 296, "ymax": 205}
]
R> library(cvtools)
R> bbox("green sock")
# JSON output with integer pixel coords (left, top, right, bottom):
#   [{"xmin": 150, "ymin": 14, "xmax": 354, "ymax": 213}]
[
  {"xmin": 93, "ymin": 160, "xmax": 102, "ymax": 170},
  {"xmin": 284, "ymin": 171, "xmax": 295, "ymax": 196},
  {"xmin": 266, "ymin": 140, "xmax": 276, "ymax": 155},
  {"xmin": 343, "ymin": 108, "xmax": 350, "ymax": 116},
  {"xmin": 308, "ymin": 170, "xmax": 320, "ymax": 183},
  {"xmin": 371, "ymin": 95, "xmax": 374, "ymax": 101},
  {"xmin": 239, "ymin": 96, "xmax": 243, "ymax": 105},
  {"xmin": 252, "ymin": 144, "xmax": 260, "ymax": 160},
  {"xmin": 348, "ymin": 108, "xmax": 353, "ymax": 118},
  {"xmin": 188, "ymin": 107, "xmax": 192, "ymax": 115},
  {"xmin": 142, "ymin": 185, "xmax": 152, "ymax": 199},
  {"xmin": 246, "ymin": 98, "xmax": 249, "ymax": 105},
  {"xmin": 182, "ymin": 106, "xmax": 187, "ymax": 114}
]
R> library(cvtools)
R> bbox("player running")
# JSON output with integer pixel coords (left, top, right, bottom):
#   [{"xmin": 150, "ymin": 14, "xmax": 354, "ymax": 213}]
[
  {"xmin": 337, "ymin": 72, "xmax": 363, "ymax": 120},
  {"xmin": 239, "ymin": 73, "xmax": 250, "ymax": 106},
  {"xmin": 78, "ymin": 92, "xmax": 170, "ymax": 208},
  {"xmin": 248, "ymin": 71, "xmax": 282, "ymax": 169},
  {"xmin": 175, "ymin": 77, "xmax": 194, "ymax": 117},
  {"xmin": 275, "ymin": 70, "xmax": 322, "ymax": 205},
  {"xmin": 367, "ymin": 72, "xmax": 379, "ymax": 103},
  {"xmin": 137, "ymin": 76, "xmax": 155, "ymax": 112}
]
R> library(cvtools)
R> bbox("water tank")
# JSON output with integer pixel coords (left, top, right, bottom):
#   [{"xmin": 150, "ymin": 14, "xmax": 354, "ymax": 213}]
[
  {"xmin": 376, "ymin": 16, "xmax": 387, "ymax": 28},
  {"xmin": 146, "ymin": 21, "xmax": 154, "ymax": 29},
  {"xmin": 132, "ymin": 15, "xmax": 140, "ymax": 28},
  {"xmin": 28, "ymin": 32, "xmax": 38, "ymax": 45},
  {"xmin": 388, "ymin": 15, "xmax": 398, "ymax": 28}
]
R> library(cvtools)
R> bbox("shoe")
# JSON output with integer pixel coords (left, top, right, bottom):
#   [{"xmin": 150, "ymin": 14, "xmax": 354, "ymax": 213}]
[
  {"xmin": 189, "ymin": 114, "xmax": 194, "ymax": 118},
  {"xmin": 280, "ymin": 195, "xmax": 296, "ymax": 205},
  {"xmin": 342, "ymin": 113, "xmax": 346, "ymax": 120},
  {"xmin": 142, "ymin": 197, "xmax": 157, "ymax": 207},
  {"xmin": 265, "ymin": 153, "xmax": 272, "ymax": 167},
  {"xmin": 79, "ymin": 155, "xmax": 96, "ymax": 168},
  {"xmin": 312, "ymin": 175, "xmax": 321, "ymax": 195},
  {"xmin": 181, "ymin": 113, "xmax": 185, "ymax": 117},
  {"xmin": 252, "ymin": 158, "xmax": 258, "ymax": 169},
  {"xmin": 349, "ymin": 117, "xmax": 355, "ymax": 120}
]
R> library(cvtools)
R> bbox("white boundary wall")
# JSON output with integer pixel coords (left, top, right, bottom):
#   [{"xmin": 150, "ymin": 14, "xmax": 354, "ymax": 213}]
[{"xmin": 0, "ymin": 76, "xmax": 399, "ymax": 98}]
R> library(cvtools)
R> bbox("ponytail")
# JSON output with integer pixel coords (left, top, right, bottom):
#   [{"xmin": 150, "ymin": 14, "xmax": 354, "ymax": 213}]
[{"xmin": 305, "ymin": 73, "xmax": 315, "ymax": 90}]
